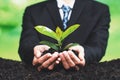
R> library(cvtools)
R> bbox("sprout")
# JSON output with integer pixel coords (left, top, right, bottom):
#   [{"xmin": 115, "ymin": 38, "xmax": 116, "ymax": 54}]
[{"xmin": 35, "ymin": 24, "xmax": 80, "ymax": 51}]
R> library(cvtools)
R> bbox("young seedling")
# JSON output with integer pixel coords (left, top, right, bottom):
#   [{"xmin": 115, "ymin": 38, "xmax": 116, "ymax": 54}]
[{"xmin": 35, "ymin": 24, "xmax": 80, "ymax": 52}]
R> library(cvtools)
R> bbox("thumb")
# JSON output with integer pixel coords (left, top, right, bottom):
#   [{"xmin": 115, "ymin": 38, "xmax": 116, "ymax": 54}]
[{"xmin": 35, "ymin": 50, "xmax": 42, "ymax": 58}]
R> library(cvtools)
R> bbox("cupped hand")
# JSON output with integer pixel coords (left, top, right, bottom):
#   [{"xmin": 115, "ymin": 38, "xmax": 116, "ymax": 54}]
[
  {"xmin": 37, "ymin": 52, "xmax": 59, "ymax": 71},
  {"xmin": 59, "ymin": 45, "xmax": 85, "ymax": 70},
  {"xmin": 32, "ymin": 45, "xmax": 50, "ymax": 66},
  {"xmin": 32, "ymin": 45, "xmax": 60, "ymax": 71}
]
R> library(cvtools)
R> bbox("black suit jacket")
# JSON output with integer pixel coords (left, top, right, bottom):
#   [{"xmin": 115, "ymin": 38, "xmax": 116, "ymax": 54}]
[{"xmin": 18, "ymin": 0, "xmax": 110, "ymax": 65}]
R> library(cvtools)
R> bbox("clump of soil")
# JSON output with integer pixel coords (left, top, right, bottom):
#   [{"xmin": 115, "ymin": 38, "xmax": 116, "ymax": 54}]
[{"xmin": 0, "ymin": 58, "xmax": 120, "ymax": 80}]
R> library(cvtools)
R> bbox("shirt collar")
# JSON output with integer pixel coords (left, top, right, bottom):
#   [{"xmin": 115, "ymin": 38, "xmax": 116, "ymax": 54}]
[{"xmin": 57, "ymin": 0, "xmax": 75, "ymax": 9}]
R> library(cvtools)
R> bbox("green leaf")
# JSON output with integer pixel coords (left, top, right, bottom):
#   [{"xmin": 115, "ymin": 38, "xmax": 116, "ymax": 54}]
[
  {"xmin": 56, "ymin": 27, "xmax": 63, "ymax": 40},
  {"xmin": 61, "ymin": 24, "xmax": 80, "ymax": 41},
  {"xmin": 64, "ymin": 43, "xmax": 80, "ymax": 50},
  {"xmin": 40, "ymin": 41, "xmax": 59, "ymax": 51},
  {"xmin": 35, "ymin": 25, "xmax": 58, "ymax": 40}
]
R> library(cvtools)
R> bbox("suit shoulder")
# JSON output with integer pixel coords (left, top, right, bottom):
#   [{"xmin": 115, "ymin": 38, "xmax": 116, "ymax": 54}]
[
  {"xmin": 92, "ymin": 1, "xmax": 109, "ymax": 9},
  {"xmin": 25, "ymin": 0, "xmax": 55, "ymax": 12},
  {"xmin": 89, "ymin": 0, "xmax": 109, "ymax": 13},
  {"xmin": 26, "ymin": 1, "xmax": 47, "ymax": 10},
  {"xmin": 27, "ymin": 0, "xmax": 55, "ymax": 9}
]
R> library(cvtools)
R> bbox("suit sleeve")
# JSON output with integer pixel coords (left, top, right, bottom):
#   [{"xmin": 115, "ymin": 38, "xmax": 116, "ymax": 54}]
[
  {"xmin": 18, "ymin": 7, "xmax": 40, "ymax": 65},
  {"xmin": 83, "ymin": 5, "xmax": 110, "ymax": 64}
]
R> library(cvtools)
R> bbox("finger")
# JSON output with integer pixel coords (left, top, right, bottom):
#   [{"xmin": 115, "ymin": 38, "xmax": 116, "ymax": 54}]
[
  {"xmin": 48, "ymin": 62, "xmax": 56, "ymax": 70},
  {"xmin": 39, "ymin": 45, "xmax": 50, "ymax": 53},
  {"xmin": 69, "ymin": 46, "xmax": 79, "ymax": 52},
  {"xmin": 78, "ymin": 54, "xmax": 84, "ymax": 61},
  {"xmin": 55, "ymin": 57, "xmax": 61, "ymax": 64},
  {"xmin": 38, "ymin": 53, "xmax": 52, "ymax": 64},
  {"xmin": 34, "ymin": 45, "xmax": 50, "ymax": 58},
  {"xmin": 78, "ymin": 51, "xmax": 84, "ymax": 61},
  {"xmin": 41, "ymin": 52, "xmax": 59, "ymax": 68},
  {"xmin": 34, "ymin": 47, "xmax": 42, "ymax": 58},
  {"xmin": 59, "ymin": 52, "xmax": 70, "ymax": 70},
  {"xmin": 37, "ymin": 66, "xmax": 42, "ymax": 71},
  {"xmin": 67, "ymin": 51, "xmax": 85, "ymax": 70},
  {"xmin": 79, "ymin": 58, "xmax": 86, "ymax": 67},
  {"xmin": 75, "ymin": 66, "xmax": 80, "ymax": 71},
  {"xmin": 43, "ymin": 45, "xmax": 50, "ymax": 50},
  {"xmin": 69, "ymin": 46, "xmax": 84, "ymax": 61},
  {"xmin": 68, "ymin": 50, "xmax": 81, "ymax": 65},
  {"xmin": 63, "ymin": 51, "xmax": 75, "ymax": 67},
  {"xmin": 57, "ymin": 57, "xmax": 61, "ymax": 61},
  {"xmin": 37, "ymin": 53, "xmax": 52, "ymax": 71},
  {"xmin": 36, "ymin": 50, "xmax": 42, "ymax": 58},
  {"xmin": 75, "ymin": 56, "xmax": 85, "ymax": 67},
  {"xmin": 55, "ymin": 60, "xmax": 60, "ymax": 64},
  {"xmin": 32, "ymin": 56, "xmax": 39, "ymax": 66},
  {"xmin": 38, "ymin": 62, "xmax": 56, "ymax": 71}
]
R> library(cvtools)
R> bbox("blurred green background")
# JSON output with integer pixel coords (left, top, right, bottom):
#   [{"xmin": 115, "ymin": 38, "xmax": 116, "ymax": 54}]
[{"xmin": 0, "ymin": 0, "xmax": 120, "ymax": 61}]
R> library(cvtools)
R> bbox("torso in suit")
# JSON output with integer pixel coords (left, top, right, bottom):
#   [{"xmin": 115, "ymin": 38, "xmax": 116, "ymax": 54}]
[{"xmin": 18, "ymin": 0, "xmax": 110, "ymax": 65}]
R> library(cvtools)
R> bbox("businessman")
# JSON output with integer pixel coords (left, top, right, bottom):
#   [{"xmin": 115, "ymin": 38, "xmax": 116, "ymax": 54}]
[{"xmin": 18, "ymin": 0, "xmax": 110, "ymax": 71}]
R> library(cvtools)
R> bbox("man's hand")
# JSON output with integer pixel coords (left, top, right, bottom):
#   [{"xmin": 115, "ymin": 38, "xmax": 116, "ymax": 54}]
[
  {"xmin": 32, "ymin": 45, "xmax": 60, "ymax": 71},
  {"xmin": 37, "ymin": 52, "xmax": 60, "ymax": 71},
  {"xmin": 32, "ymin": 45, "xmax": 50, "ymax": 66},
  {"xmin": 59, "ymin": 45, "xmax": 85, "ymax": 70}
]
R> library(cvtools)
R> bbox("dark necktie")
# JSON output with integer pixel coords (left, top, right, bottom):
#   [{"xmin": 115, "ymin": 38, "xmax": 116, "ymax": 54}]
[{"xmin": 61, "ymin": 5, "xmax": 71, "ymax": 29}]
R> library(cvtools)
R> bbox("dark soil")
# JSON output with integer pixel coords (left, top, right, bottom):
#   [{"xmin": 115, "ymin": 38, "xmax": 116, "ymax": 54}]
[{"xmin": 0, "ymin": 58, "xmax": 120, "ymax": 80}]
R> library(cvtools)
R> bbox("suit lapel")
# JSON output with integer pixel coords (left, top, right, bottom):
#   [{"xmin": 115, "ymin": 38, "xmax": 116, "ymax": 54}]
[
  {"xmin": 68, "ymin": 0, "xmax": 86, "ymax": 27},
  {"xmin": 46, "ymin": 0, "xmax": 64, "ymax": 30}
]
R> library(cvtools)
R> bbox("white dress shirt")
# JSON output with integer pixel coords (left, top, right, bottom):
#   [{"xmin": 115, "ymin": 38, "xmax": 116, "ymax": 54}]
[{"xmin": 56, "ymin": 0, "xmax": 75, "ymax": 21}]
